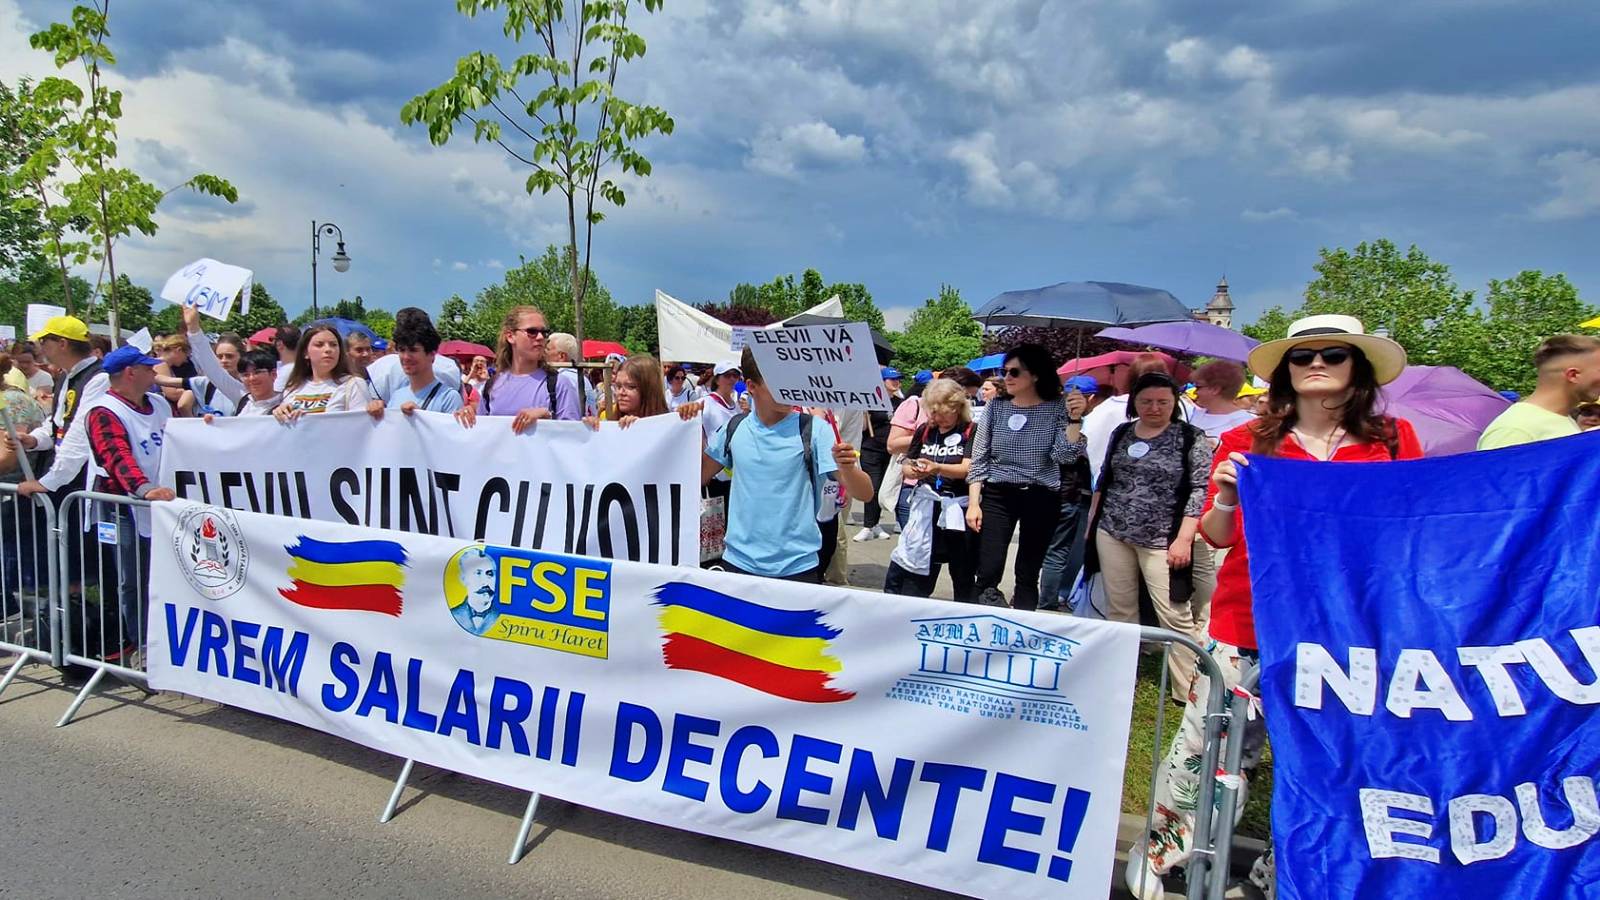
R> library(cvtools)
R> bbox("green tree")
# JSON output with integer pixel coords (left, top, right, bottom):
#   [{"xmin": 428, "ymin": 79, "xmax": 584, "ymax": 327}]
[
  {"xmin": 828, "ymin": 281, "xmax": 885, "ymax": 331},
  {"xmin": 472, "ymin": 245, "xmax": 621, "ymax": 346},
  {"xmin": 1239, "ymin": 306, "xmax": 1294, "ymax": 344},
  {"xmin": 0, "ymin": 81, "xmax": 50, "ymax": 275},
  {"xmin": 223, "ymin": 283, "xmax": 290, "ymax": 337},
  {"xmin": 111, "ymin": 273, "xmax": 152, "ymax": 332},
  {"xmin": 890, "ymin": 285, "xmax": 984, "ymax": 372},
  {"xmin": 24, "ymin": 4, "xmax": 237, "ymax": 333},
  {"xmin": 402, "ymin": 0, "xmax": 673, "ymax": 372},
  {"xmin": 1459, "ymin": 272, "xmax": 1596, "ymax": 393},
  {"xmin": 363, "ymin": 308, "xmax": 395, "ymax": 340},
  {"xmin": 437, "ymin": 294, "xmax": 491, "ymax": 344},
  {"xmin": 727, "ymin": 282, "xmax": 758, "ymax": 308},
  {"xmin": 616, "ymin": 302, "xmax": 657, "ymax": 355},
  {"xmin": 756, "ymin": 274, "xmax": 800, "ymax": 320},
  {"xmin": 0, "ymin": 253, "xmax": 92, "ymax": 328}
]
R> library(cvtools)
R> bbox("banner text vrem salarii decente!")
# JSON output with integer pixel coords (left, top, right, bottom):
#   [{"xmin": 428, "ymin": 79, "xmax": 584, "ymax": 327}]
[{"xmin": 162, "ymin": 602, "xmax": 1101, "ymax": 888}]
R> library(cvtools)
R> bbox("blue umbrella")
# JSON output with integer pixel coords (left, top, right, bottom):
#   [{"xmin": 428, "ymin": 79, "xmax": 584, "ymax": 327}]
[
  {"xmin": 967, "ymin": 352, "xmax": 1007, "ymax": 372},
  {"xmin": 1098, "ymin": 320, "xmax": 1259, "ymax": 363},
  {"xmin": 321, "ymin": 316, "xmax": 378, "ymax": 343},
  {"xmin": 973, "ymin": 281, "xmax": 1193, "ymax": 329}
]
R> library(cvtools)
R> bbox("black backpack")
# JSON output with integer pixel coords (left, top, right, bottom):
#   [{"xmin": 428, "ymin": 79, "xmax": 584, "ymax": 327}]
[{"xmin": 482, "ymin": 365, "xmax": 558, "ymax": 414}]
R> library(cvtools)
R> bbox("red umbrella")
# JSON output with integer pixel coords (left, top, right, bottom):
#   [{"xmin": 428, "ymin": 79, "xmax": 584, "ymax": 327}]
[
  {"xmin": 248, "ymin": 327, "xmax": 277, "ymax": 345},
  {"xmin": 583, "ymin": 339, "xmax": 629, "ymax": 359},
  {"xmin": 439, "ymin": 339, "xmax": 494, "ymax": 359},
  {"xmin": 1057, "ymin": 349, "xmax": 1186, "ymax": 393}
]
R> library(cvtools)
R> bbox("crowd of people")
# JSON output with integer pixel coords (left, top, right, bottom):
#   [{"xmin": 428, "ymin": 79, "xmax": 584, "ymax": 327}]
[{"xmin": 4, "ymin": 303, "xmax": 1600, "ymax": 899}]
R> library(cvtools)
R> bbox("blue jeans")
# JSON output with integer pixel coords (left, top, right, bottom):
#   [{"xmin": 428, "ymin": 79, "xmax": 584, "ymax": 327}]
[{"xmin": 1038, "ymin": 496, "xmax": 1090, "ymax": 610}]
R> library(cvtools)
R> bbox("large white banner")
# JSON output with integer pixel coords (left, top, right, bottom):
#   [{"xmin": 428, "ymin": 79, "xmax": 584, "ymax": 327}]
[
  {"xmin": 147, "ymin": 500, "xmax": 1139, "ymax": 898},
  {"xmin": 158, "ymin": 411, "xmax": 699, "ymax": 566}
]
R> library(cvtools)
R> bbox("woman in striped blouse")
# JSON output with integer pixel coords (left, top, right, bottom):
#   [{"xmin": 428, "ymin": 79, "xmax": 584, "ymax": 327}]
[{"xmin": 966, "ymin": 344, "xmax": 1087, "ymax": 609}]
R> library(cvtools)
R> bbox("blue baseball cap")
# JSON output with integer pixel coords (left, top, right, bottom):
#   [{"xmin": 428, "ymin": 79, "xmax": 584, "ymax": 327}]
[
  {"xmin": 1065, "ymin": 375, "xmax": 1099, "ymax": 394},
  {"xmin": 914, "ymin": 370, "xmax": 933, "ymax": 384},
  {"xmin": 102, "ymin": 344, "xmax": 162, "ymax": 375},
  {"xmin": 881, "ymin": 367, "xmax": 902, "ymax": 379},
  {"xmin": 372, "ymin": 338, "xmax": 388, "ymax": 352}
]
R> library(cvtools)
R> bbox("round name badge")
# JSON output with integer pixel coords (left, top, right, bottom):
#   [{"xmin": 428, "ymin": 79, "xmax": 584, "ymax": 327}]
[
  {"xmin": 1008, "ymin": 413, "xmax": 1028, "ymax": 431},
  {"xmin": 943, "ymin": 433, "xmax": 961, "ymax": 447},
  {"xmin": 1128, "ymin": 441, "xmax": 1151, "ymax": 460}
]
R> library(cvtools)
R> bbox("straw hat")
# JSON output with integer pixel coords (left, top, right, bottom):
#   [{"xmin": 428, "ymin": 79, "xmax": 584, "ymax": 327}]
[{"xmin": 1247, "ymin": 314, "xmax": 1407, "ymax": 385}]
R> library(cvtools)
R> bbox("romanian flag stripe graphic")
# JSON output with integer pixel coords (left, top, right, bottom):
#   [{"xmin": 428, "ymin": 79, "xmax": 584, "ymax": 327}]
[
  {"xmin": 285, "ymin": 536, "xmax": 408, "ymax": 566},
  {"xmin": 286, "ymin": 557, "xmax": 406, "ymax": 589},
  {"xmin": 279, "ymin": 536, "xmax": 407, "ymax": 617},
  {"xmin": 653, "ymin": 583, "xmax": 853, "ymax": 703},
  {"xmin": 658, "ymin": 605, "xmax": 841, "ymax": 673},
  {"xmin": 653, "ymin": 582, "xmax": 840, "ymax": 640}
]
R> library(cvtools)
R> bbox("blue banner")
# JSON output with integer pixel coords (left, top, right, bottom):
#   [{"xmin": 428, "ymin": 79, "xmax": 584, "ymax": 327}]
[{"xmin": 1241, "ymin": 432, "xmax": 1600, "ymax": 899}]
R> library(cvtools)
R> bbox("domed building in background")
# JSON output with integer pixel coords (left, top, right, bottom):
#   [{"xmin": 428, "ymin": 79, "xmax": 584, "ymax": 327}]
[{"xmin": 1192, "ymin": 276, "xmax": 1234, "ymax": 330}]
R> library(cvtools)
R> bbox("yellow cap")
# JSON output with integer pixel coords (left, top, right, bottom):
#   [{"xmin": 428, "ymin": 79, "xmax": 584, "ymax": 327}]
[{"xmin": 30, "ymin": 315, "xmax": 89, "ymax": 343}]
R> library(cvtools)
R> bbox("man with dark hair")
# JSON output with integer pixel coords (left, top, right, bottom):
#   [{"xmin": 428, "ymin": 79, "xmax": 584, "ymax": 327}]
[
  {"xmin": 270, "ymin": 323, "xmax": 301, "ymax": 392},
  {"xmin": 1479, "ymin": 334, "xmax": 1600, "ymax": 449},
  {"xmin": 367, "ymin": 313, "xmax": 463, "ymax": 415},
  {"xmin": 366, "ymin": 307, "xmax": 463, "ymax": 404}
]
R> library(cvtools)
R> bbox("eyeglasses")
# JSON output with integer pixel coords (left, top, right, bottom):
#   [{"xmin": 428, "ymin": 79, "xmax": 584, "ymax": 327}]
[
  {"xmin": 516, "ymin": 326, "xmax": 552, "ymax": 339},
  {"xmin": 669, "ymin": 373, "xmax": 686, "ymax": 382},
  {"xmin": 1286, "ymin": 346, "xmax": 1352, "ymax": 367},
  {"xmin": 1003, "ymin": 367, "xmax": 1028, "ymax": 378}
]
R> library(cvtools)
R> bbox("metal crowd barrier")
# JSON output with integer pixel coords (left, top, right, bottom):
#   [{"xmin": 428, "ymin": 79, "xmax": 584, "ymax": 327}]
[
  {"xmin": 53, "ymin": 490, "xmax": 154, "ymax": 726},
  {"xmin": 0, "ymin": 484, "xmax": 60, "ymax": 696},
  {"xmin": 2, "ymin": 491, "xmax": 1258, "ymax": 896}
]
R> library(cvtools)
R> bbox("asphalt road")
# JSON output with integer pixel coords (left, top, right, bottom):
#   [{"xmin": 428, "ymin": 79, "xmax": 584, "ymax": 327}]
[{"xmin": 0, "ymin": 519, "xmax": 1137, "ymax": 900}]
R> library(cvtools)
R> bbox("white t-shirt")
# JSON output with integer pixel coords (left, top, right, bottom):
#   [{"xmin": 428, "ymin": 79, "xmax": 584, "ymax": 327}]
[
  {"xmin": 1188, "ymin": 407, "xmax": 1255, "ymax": 442},
  {"xmin": 278, "ymin": 377, "xmax": 370, "ymax": 416},
  {"xmin": 26, "ymin": 368, "xmax": 53, "ymax": 394},
  {"xmin": 701, "ymin": 392, "xmax": 738, "ymax": 482}
]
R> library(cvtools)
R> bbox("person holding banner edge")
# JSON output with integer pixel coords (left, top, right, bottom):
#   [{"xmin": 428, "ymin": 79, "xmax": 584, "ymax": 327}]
[
  {"xmin": 454, "ymin": 305, "xmax": 581, "ymax": 431},
  {"xmin": 1128, "ymin": 314, "xmax": 1421, "ymax": 900},
  {"xmin": 272, "ymin": 324, "xmax": 372, "ymax": 420}
]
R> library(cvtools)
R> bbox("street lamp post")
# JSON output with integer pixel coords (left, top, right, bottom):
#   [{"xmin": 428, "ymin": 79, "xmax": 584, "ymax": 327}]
[{"xmin": 310, "ymin": 220, "xmax": 351, "ymax": 318}]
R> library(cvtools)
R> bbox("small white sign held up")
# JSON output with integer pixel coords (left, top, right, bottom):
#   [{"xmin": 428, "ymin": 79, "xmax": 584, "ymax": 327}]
[
  {"xmin": 160, "ymin": 258, "xmax": 253, "ymax": 321},
  {"xmin": 25, "ymin": 303, "xmax": 66, "ymax": 339},
  {"xmin": 746, "ymin": 322, "xmax": 890, "ymax": 412}
]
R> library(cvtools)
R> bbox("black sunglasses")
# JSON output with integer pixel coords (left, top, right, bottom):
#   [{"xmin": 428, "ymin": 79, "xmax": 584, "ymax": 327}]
[
  {"xmin": 1003, "ymin": 366, "xmax": 1029, "ymax": 378},
  {"xmin": 1286, "ymin": 346, "xmax": 1352, "ymax": 367},
  {"xmin": 517, "ymin": 326, "xmax": 552, "ymax": 339}
]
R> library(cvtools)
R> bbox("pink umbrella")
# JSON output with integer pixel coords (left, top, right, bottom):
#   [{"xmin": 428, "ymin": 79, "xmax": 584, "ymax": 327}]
[
  {"xmin": 248, "ymin": 327, "xmax": 276, "ymax": 345},
  {"xmin": 1058, "ymin": 350, "xmax": 1185, "ymax": 393},
  {"xmin": 1056, "ymin": 350, "xmax": 1148, "ymax": 375},
  {"xmin": 1379, "ymin": 365, "xmax": 1511, "ymax": 457},
  {"xmin": 439, "ymin": 339, "xmax": 494, "ymax": 359}
]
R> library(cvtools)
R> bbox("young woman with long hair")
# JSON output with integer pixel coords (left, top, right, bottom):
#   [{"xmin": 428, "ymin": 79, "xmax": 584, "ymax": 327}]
[
  {"xmin": 584, "ymin": 355, "xmax": 673, "ymax": 427},
  {"xmin": 1128, "ymin": 315, "xmax": 1421, "ymax": 900},
  {"xmin": 454, "ymin": 305, "xmax": 580, "ymax": 432},
  {"xmin": 272, "ymin": 324, "xmax": 371, "ymax": 421}
]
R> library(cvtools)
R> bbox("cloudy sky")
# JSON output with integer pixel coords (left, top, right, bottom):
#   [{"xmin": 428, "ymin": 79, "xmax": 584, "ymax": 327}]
[{"xmin": 6, "ymin": 0, "xmax": 1598, "ymax": 329}]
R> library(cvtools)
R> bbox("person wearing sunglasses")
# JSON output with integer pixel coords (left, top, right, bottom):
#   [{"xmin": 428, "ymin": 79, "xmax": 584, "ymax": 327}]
[
  {"xmin": 454, "ymin": 305, "xmax": 581, "ymax": 432},
  {"xmin": 665, "ymin": 364, "xmax": 701, "ymax": 411},
  {"xmin": 1084, "ymin": 371, "xmax": 1214, "ymax": 699},
  {"xmin": 1127, "ymin": 314, "xmax": 1420, "ymax": 900},
  {"xmin": 966, "ymin": 344, "xmax": 1087, "ymax": 610}
]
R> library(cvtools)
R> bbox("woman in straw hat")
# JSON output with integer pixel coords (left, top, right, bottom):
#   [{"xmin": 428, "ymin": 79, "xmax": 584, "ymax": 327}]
[{"xmin": 1128, "ymin": 314, "xmax": 1422, "ymax": 900}]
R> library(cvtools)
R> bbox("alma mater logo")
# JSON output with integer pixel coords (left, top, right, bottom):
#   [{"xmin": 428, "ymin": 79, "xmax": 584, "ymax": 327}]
[{"xmin": 443, "ymin": 544, "xmax": 611, "ymax": 659}]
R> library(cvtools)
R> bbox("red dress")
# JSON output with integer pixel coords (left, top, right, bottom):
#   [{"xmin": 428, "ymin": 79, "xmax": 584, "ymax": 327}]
[{"xmin": 1201, "ymin": 418, "xmax": 1424, "ymax": 650}]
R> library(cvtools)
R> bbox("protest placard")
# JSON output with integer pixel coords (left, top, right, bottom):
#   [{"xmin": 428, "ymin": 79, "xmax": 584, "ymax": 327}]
[
  {"xmin": 729, "ymin": 326, "xmax": 756, "ymax": 352},
  {"xmin": 0, "ymin": 325, "xmax": 15, "ymax": 342},
  {"xmin": 745, "ymin": 322, "xmax": 890, "ymax": 412},
  {"xmin": 25, "ymin": 303, "xmax": 65, "ymax": 338},
  {"xmin": 160, "ymin": 258, "xmax": 253, "ymax": 321},
  {"xmin": 148, "ymin": 498, "xmax": 1139, "ymax": 898},
  {"xmin": 1244, "ymin": 434, "xmax": 1600, "ymax": 898}
]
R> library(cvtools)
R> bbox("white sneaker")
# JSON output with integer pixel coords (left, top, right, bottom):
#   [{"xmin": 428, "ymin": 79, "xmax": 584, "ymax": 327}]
[
  {"xmin": 874, "ymin": 526, "xmax": 893, "ymax": 540},
  {"xmin": 853, "ymin": 527, "xmax": 878, "ymax": 543}
]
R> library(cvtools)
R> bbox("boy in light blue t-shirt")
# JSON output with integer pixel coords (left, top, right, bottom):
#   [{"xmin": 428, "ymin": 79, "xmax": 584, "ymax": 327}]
[
  {"xmin": 702, "ymin": 348, "xmax": 873, "ymax": 582},
  {"xmin": 365, "ymin": 312, "xmax": 464, "ymax": 417}
]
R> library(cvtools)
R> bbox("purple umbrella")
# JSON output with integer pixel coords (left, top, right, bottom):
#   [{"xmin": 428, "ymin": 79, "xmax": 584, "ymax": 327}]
[
  {"xmin": 1097, "ymin": 320, "xmax": 1259, "ymax": 362},
  {"xmin": 1379, "ymin": 365, "xmax": 1511, "ymax": 457}
]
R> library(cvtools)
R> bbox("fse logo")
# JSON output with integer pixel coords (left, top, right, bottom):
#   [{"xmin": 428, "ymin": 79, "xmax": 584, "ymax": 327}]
[{"xmin": 443, "ymin": 544, "xmax": 611, "ymax": 658}]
